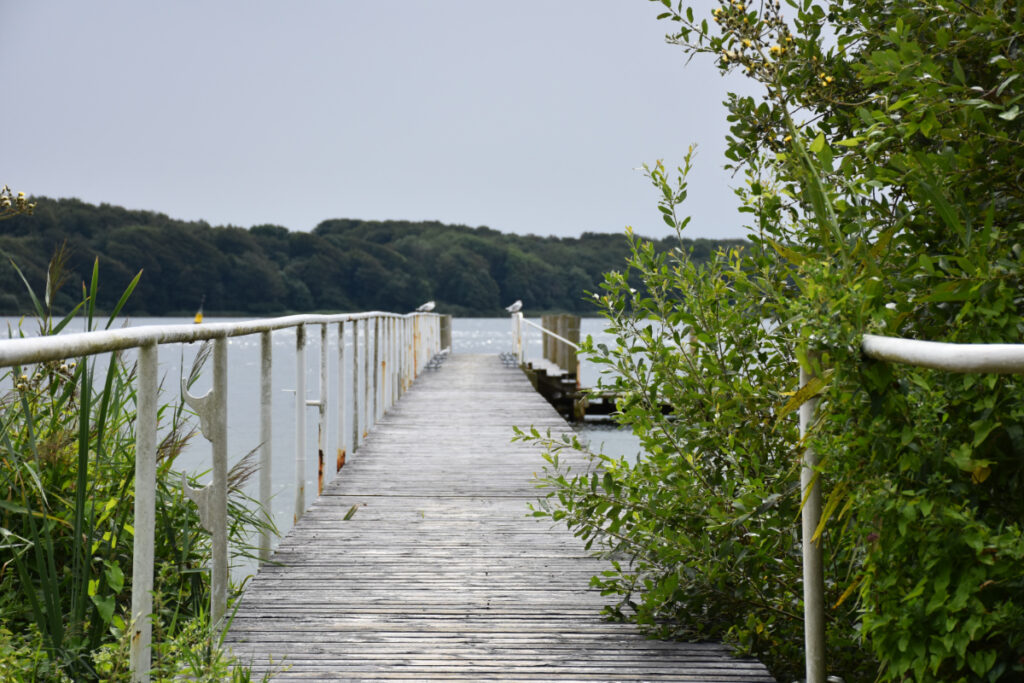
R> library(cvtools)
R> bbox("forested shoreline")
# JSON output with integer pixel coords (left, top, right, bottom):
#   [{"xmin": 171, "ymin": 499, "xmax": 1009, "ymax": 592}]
[{"xmin": 0, "ymin": 197, "xmax": 744, "ymax": 317}]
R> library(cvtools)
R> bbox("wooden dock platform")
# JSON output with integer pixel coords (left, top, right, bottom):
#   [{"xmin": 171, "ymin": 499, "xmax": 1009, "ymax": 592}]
[{"xmin": 225, "ymin": 354, "xmax": 775, "ymax": 681}]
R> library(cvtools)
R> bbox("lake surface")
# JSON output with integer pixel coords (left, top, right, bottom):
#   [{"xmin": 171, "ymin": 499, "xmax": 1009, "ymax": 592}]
[{"xmin": 2, "ymin": 315, "xmax": 643, "ymax": 576}]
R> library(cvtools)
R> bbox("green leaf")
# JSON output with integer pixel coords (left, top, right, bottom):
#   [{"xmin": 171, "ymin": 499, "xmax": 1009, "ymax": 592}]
[
  {"xmin": 90, "ymin": 593, "xmax": 115, "ymax": 624},
  {"xmin": 998, "ymin": 105, "xmax": 1020, "ymax": 121},
  {"xmin": 809, "ymin": 132, "xmax": 826, "ymax": 154},
  {"xmin": 105, "ymin": 269, "xmax": 143, "ymax": 330},
  {"xmin": 916, "ymin": 179, "xmax": 962, "ymax": 235},
  {"xmin": 766, "ymin": 238, "xmax": 804, "ymax": 265},
  {"xmin": 888, "ymin": 94, "xmax": 918, "ymax": 111},
  {"xmin": 952, "ymin": 58, "xmax": 965, "ymax": 84},
  {"xmin": 7, "ymin": 258, "xmax": 46, "ymax": 321},
  {"xmin": 776, "ymin": 368, "xmax": 834, "ymax": 423},
  {"xmin": 996, "ymin": 73, "xmax": 1019, "ymax": 97},
  {"xmin": 105, "ymin": 562, "xmax": 124, "ymax": 593}
]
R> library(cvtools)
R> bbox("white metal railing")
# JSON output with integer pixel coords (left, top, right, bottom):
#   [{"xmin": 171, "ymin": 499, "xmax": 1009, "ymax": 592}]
[
  {"xmin": 510, "ymin": 312, "xmax": 580, "ymax": 364},
  {"xmin": 799, "ymin": 333, "xmax": 1024, "ymax": 683},
  {"xmin": 0, "ymin": 311, "xmax": 444, "ymax": 683}
]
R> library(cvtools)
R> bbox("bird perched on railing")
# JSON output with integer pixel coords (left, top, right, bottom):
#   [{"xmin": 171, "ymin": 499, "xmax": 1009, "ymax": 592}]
[
  {"xmin": 416, "ymin": 301, "xmax": 436, "ymax": 312},
  {"xmin": 194, "ymin": 295, "xmax": 205, "ymax": 324},
  {"xmin": 505, "ymin": 299, "xmax": 522, "ymax": 313}
]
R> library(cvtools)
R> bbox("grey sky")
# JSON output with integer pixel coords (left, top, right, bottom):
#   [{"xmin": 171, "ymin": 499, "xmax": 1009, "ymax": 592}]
[{"xmin": 2, "ymin": 1, "xmax": 751, "ymax": 240}]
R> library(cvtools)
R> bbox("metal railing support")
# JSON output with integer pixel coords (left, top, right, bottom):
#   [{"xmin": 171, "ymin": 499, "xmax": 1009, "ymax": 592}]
[
  {"xmin": 373, "ymin": 317, "xmax": 380, "ymax": 421},
  {"xmin": 386, "ymin": 317, "xmax": 393, "ymax": 409},
  {"xmin": 337, "ymin": 321, "xmax": 346, "ymax": 471},
  {"xmin": 0, "ymin": 310, "xmax": 442, "ymax": 683},
  {"xmin": 130, "ymin": 342, "xmax": 158, "ymax": 682},
  {"xmin": 405, "ymin": 317, "xmax": 411, "ymax": 391},
  {"xmin": 352, "ymin": 319, "xmax": 361, "ymax": 452},
  {"xmin": 400, "ymin": 318, "xmax": 408, "ymax": 392},
  {"xmin": 512, "ymin": 312, "xmax": 524, "ymax": 364},
  {"xmin": 393, "ymin": 317, "xmax": 401, "ymax": 399},
  {"xmin": 294, "ymin": 324, "xmax": 306, "ymax": 522},
  {"xmin": 413, "ymin": 316, "xmax": 420, "ymax": 376},
  {"xmin": 799, "ymin": 364, "xmax": 826, "ymax": 683},
  {"xmin": 316, "ymin": 324, "xmax": 328, "ymax": 494},
  {"xmin": 179, "ymin": 338, "xmax": 229, "ymax": 629},
  {"xmin": 210, "ymin": 338, "xmax": 229, "ymax": 630},
  {"xmin": 258, "ymin": 332, "xmax": 272, "ymax": 564},
  {"xmin": 363, "ymin": 318, "xmax": 371, "ymax": 435}
]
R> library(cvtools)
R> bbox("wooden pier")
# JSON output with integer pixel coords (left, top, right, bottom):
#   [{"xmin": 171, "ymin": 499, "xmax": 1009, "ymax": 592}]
[{"xmin": 225, "ymin": 354, "xmax": 775, "ymax": 681}]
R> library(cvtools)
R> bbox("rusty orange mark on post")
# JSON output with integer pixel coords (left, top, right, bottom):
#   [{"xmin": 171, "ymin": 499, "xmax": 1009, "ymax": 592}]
[
  {"xmin": 337, "ymin": 448, "xmax": 346, "ymax": 472},
  {"xmin": 318, "ymin": 449, "xmax": 325, "ymax": 495}
]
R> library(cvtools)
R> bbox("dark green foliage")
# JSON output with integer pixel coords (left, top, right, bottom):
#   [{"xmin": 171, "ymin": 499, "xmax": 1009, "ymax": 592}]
[
  {"xmin": 528, "ymin": 0, "xmax": 1024, "ymax": 680},
  {"xmin": 0, "ymin": 254, "xmax": 275, "ymax": 680},
  {"xmin": 528, "ymin": 157, "xmax": 818, "ymax": 679},
  {"xmin": 0, "ymin": 197, "xmax": 745, "ymax": 317}
]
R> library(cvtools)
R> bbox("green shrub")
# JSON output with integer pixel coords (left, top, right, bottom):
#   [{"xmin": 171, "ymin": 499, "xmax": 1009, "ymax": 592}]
[
  {"xmin": 0, "ymin": 250, "xmax": 274, "ymax": 680},
  {"xmin": 528, "ymin": 0, "xmax": 1024, "ymax": 679}
]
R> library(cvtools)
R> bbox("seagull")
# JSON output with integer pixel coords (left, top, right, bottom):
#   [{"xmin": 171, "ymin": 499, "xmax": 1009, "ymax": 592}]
[
  {"xmin": 416, "ymin": 301, "xmax": 436, "ymax": 312},
  {"xmin": 505, "ymin": 299, "xmax": 523, "ymax": 313}
]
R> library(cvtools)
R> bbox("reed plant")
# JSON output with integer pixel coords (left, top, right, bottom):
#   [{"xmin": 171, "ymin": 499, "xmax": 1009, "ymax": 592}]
[{"xmin": 0, "ymin": 248, "xmax": 276, "ymax": 681}]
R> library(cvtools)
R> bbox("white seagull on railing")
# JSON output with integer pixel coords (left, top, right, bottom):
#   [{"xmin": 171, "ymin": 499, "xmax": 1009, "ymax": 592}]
[
  {"xmin": 505, "ymin": 299, "xmax": 522, "ymax": 313},
  {"xmin": 416, "ymin": 301, "xmax": 436, "ymax": 312}
]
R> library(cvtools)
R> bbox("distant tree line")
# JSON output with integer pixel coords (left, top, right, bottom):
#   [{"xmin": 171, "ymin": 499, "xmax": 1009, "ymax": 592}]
[{"xmin": 0, "ymin": 197, "xmax": 746, "ymax": 317}]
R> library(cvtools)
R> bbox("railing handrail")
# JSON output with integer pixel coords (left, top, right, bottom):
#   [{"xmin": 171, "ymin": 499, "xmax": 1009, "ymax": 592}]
[
  {"xmin": 521, "ymin": 317, "xmax": 581, "ymax": 351},
  {"xmin": 0, "ymin": 311, "xmax": 418, "ymax": 367},
  {"xmin": 800, "ymin": 332, "xmax": 1024, "ymax": 683},
  {"xmin": 862, "ymin": 333, "xmax": 1024, "ymax": 373},
  {"xmin": 1, "ymin": 310, "xmax": 444, "ymax": 682}
]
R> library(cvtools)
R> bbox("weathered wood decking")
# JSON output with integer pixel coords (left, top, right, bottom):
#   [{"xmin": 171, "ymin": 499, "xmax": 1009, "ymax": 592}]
[{"xmin": 225, "ymin": 354, "xmax": 775, "ymax": 682}]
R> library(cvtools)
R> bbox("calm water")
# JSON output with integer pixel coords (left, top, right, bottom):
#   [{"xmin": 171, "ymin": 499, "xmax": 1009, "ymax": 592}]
[{"xmin": 2, "ymin": 315, "xmax": 642, "ymax": 575}]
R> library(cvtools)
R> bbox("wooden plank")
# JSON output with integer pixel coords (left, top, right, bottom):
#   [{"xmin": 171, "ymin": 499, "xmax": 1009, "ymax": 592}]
[{"xmin": 224, "ymin": 354, "xmax": 775, "ymax": 682}]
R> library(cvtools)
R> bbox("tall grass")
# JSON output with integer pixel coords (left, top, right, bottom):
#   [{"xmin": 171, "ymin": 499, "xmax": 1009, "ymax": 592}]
[{"xmin": 0, "ymin": 249, "xmax": 277, "ymax": 681}]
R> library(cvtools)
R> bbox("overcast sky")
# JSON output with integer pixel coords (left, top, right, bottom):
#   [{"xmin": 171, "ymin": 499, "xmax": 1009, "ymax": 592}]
[{"xmin": 2, "ymin": 1, "xmax": 752, "ymax": 240}]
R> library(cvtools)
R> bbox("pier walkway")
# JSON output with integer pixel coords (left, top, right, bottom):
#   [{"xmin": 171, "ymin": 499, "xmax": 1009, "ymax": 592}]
[{"xmin": 225, "ymin": 354, "xmax": 774, "ymax": 681}]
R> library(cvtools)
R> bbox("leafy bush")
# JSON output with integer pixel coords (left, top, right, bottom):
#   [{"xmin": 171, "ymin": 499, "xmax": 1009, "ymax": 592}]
[
  {"xmin": 0, "ymin": 249, "xmax": 274, "ymax": 680},
  {"xmin": 529, "ymin": 0, "xmax": 1024, "ymax": 680}
]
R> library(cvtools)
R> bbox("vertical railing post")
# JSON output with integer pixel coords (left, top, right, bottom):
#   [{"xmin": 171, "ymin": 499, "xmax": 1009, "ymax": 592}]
[
  {"xmin": 294, "ymin": 324, "xmax": 306, "ymax": 523},
  {"xmin": 800, "ymin": 364, "xmax": 826, "ymax": 683},
  {"xmin": 392, "ymin": 317, "xmax": 400, "ymax": 400},
  {"xmin": 412, "ymin": 315, "xmax": 418, "ymax": 374},
  {"xmin": 179, "ymin": 338, "xmax": 229, "ymax": 631},
  {"xmin": 352, "ymin": 319, "xmax": 360, "ymax": 453},
  {"xmin": 317, "ymin": 324, "xmax": 328, "ymax": 494},
  {"xmin": 337, "ymin": 320, "xmax": 346, "ymax": 472},
  {"xmin": 405, "ymin": 317, "xmax": 412, "ymax": 390},
  {"xmin": 513, "ymin": 312, "xmax": 524, "ymax": 364},
  {"xmin": 398, "ymin": 318, "xmax": 405, "ymax": 394},
  {"xmin": 440, "ymin": 314, "xmax": 452, "ymax": 351},
  {"xmin": 385, "ymin": 319, "xmax": 391, "ymax": 406},
  {"xmin": 373, "ymin": 317, "xmax": 380, "ymax": 421},
  {"xmin": 414, "ymin": 315, "xmax": 421, "ymax": 373},
  {"xmin": 210, "ymin": 337, "xmax": 229, "ymax": 629},
  {"xmin": 542, "ymin": 314, "xmax": 552, "ymax": 364},
  {"xmin": 385, "ymin": 317, "xmax": 391, "ymax": 411},
  {"xmin": 363, "ymin": 317, "xmax": 371, "ymax": 435},
  {"xmin": 258, "ymin": 331, "xmax": 273, "ymax": 565},
  {"xmin": 130, "ymin": 342, "xmax": 158, "ymax": 683}
]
